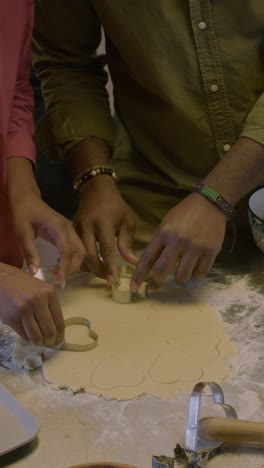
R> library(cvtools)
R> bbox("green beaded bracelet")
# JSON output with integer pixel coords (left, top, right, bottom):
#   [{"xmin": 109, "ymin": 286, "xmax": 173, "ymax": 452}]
[
  {"xmin": 191, "ymin": 182, "xmax": 235, "ymax": 219},
  {"xmin": 73, "ymin": 165, "xmax": 117, "ymax": 192}
]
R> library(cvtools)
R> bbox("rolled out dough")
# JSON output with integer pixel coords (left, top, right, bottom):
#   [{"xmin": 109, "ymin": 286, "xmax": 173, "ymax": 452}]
[{"xmin": 41, "ymin": 272, "xmax": 235, "ymax": 400}]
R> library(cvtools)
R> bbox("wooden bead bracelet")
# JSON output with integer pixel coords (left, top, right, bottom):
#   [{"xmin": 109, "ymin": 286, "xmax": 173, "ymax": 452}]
[{"xmin": 73, "ymin": 165, "xmax": 117, "ymax": 192}]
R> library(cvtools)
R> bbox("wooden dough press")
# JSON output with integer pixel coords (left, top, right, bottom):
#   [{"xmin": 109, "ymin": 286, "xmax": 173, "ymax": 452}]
[{"xmin": 153, "ymin": 381, "xmax": 264, "ymax": 467}]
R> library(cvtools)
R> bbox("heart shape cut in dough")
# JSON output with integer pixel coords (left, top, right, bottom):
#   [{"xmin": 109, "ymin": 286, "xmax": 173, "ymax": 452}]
[
  {"xmin": 171, "ymin": 332, "xmax": 220, "ymax": 362},
  {"xmin": 149, "ymin": 344, "xmax": 203, "ymax": 384},
  {"xmin": 91, "ymin": 356, "xmax": 145, "ymax": 390}
]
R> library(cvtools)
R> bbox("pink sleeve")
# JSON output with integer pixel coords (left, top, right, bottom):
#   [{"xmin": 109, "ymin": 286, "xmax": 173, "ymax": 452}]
[{"xmin": 6, "ymin": 31, "xmax": 36, "ymax": 165}]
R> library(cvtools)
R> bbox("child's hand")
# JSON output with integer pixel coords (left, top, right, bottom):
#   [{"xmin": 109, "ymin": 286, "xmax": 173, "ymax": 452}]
[{"xmin": 0, "ymin": 264, "xmax": 64, "ymax": 346}]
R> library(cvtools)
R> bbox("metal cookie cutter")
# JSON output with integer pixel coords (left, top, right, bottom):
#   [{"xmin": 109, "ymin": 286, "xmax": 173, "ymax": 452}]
[
  {"xmin": 61, "ymin": 317, "xmax": 98, "ymax": 352},
  {"xmin": 153, "ymin": 381, "xmax": 264, "ymax": 467},
  {"xmin": 183, "ymin": 381, "xmax": 238, "ymax": 466},
  {"xmin": 111, "ymin": 265, "xmax": 148, "ymax": 304},
  {"xmin": 153, "ymin": 381, "xmax": 237, "ymax": 467}
]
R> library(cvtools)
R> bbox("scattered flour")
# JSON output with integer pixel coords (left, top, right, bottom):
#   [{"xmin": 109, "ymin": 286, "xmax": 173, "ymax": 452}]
[{"xmin": 0, "ymin": 270, "xmax": 263, "ymax": 467}]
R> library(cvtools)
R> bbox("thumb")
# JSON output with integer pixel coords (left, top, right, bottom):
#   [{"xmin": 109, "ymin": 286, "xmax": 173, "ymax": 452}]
[{"xmin": 18, "ymin": 224, "xmax": 40, "ymax": 275}]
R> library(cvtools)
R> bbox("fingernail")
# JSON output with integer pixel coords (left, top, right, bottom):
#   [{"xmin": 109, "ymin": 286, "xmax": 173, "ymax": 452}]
[
  {"xmin": 55, "ymin": 339, "xmax": 65, "ymax": 349},
  {"xmin": 60, "ymin": 279, "xmax": 66, "ymax": 289},
  {"xmin": 130, "ymin": 280, "xmax": 138, "ymax": 292},
  {"xmin": 28, "ymin": 264, "xmax": 37, "ymax": 275}
]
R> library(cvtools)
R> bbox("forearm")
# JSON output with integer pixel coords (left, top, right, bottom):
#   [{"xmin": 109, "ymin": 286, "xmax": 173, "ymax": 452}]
[
  {"xmin": 203, "ymin": 137, "xmax": 264, "ymax": 206},
  {"xmin": 66, "ymin": 137, "xmax": 112, "ymax": 177},
  {"xmin": 7, "ymin": 10, "xmax": 35, "ymax": 165},
  {"xmin": 33, "ymin": 1, "xmax": 113, "ymax": 160},
  {"xmin": 7, "ymin": 157, "xmax": 40, "ymax": 200}
]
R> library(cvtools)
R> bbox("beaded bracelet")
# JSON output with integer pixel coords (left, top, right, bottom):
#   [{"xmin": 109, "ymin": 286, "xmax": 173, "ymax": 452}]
[
  {"xmin": 191, "ymin": 182, "xmax": 235, "ymax": 219},
  {"xmin": 73, "ymin": 165, "xmax": 117, "ymax": 192}
]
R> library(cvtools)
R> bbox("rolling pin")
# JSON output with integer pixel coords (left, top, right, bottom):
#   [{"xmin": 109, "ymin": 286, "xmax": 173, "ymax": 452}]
[{"xmin": 198, "ymin": 417, "xmax": 264, "ymax": 445}]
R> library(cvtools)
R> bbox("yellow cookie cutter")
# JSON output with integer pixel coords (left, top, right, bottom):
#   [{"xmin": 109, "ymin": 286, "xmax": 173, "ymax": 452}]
[{"xmin": 111, "ymin": 265, "xmax": 148, "ymax": 304}]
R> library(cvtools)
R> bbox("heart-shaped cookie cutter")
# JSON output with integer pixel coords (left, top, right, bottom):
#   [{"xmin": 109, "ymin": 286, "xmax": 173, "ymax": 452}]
[
  {"xmin": 185, "ymin": 381, "xmax": 237, "ymax": 465},
  {"xmin": 61, "ymin": 317, "xmax": 98, "ymax": 352}
]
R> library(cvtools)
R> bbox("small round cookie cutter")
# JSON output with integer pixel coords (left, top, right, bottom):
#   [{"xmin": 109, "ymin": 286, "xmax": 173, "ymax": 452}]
[
  {"xmin": 60, "ymin": 317, "xmax": 98, "ymax": 352},
  {"xmin": 111, "ymin": 265, "xmax": 148, "ymax": 304}
]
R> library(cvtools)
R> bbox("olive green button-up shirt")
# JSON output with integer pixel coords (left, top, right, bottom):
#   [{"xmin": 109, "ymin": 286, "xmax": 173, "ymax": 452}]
[{"xmin": 32, "ymin": 1, "xmax": 264, "ymax": 222}]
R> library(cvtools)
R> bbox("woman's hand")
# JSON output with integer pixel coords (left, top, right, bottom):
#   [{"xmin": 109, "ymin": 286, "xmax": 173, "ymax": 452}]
[
  {"xmin": 8, "ymin": 157, "xmax": 86, "ymax": 287},
  {"xmin": 11, "ymin": 194, "xmax": 86, "ymax": 287}
]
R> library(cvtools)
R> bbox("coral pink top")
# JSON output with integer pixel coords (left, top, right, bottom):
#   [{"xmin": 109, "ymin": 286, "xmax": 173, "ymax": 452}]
[{"xmin": 0, "ymin": 0, "xmax": 35, "ymax": 267}]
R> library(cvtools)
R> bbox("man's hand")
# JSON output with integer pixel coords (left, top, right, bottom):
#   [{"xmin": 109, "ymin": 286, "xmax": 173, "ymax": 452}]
[
  {"xmin": 131, "ymin": 137, "xmax": 264, "ymax": 290},
  {"xmin": 0, "ymin": 264, "xmax": 64, "ymax": 346},
  {"xmin": 74, "ymin": 176, "xmax": 138, "ymax": 285},
  {"xmin": 131, "ymin": 193, "xmax": 227, "ymax": 289}
]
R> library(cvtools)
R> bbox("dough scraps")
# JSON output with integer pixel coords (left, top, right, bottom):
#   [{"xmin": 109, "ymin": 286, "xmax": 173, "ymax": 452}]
[{"xmin": 40, "ymin": 273, "xmax": 235, "ymax": 399}]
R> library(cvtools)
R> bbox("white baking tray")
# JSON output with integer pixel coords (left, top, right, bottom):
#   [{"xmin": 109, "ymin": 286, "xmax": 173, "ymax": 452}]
[{"xmin": 0, "ymin": 384, "xmax": 40, "ymax": 456}]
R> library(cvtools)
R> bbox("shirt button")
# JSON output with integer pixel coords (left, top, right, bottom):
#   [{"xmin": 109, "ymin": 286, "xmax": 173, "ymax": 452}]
[
  {"xmin": 198, "ymin": 21, "xmax": 207, "ymax": 30},
  {"xmin": 210, "ymin": 84, "xmax": 219, "ymax": 93},
  {"xmin": 224, "ymin": 144, "xmax": 231, "ymax": 152}
]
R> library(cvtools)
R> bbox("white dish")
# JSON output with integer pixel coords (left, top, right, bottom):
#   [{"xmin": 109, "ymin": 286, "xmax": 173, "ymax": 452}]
[
  {"xmin": 248, "ymin": 186, "xmax": 264, "ymax": 220},
  {"xmin": 0, "ymin": 383, "xmax": 39, "ymax": 456}
]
